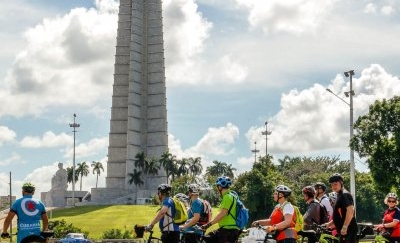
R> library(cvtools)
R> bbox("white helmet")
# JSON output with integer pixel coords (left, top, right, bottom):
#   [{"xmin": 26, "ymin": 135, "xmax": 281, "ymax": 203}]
[{"xmin": 275, "ymin": 185, "xmax": 291, "ymax": 197}]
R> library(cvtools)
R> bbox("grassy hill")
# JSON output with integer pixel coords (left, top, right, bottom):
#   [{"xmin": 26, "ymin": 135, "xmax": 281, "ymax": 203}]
[{"xmin": 49, "ymin": 205, "xmax": 220, "ymax": 239}]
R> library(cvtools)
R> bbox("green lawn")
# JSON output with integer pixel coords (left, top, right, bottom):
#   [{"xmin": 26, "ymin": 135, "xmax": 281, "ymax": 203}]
[{"xmin": 49, "ymin": 205, "xmax": 220, "ymax": 240}]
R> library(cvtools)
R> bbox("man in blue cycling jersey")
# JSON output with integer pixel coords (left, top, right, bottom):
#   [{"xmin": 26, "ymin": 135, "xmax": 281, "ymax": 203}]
[{"xmin": 1, "ymin": 182, "xmax": 49, "ymax": 243}]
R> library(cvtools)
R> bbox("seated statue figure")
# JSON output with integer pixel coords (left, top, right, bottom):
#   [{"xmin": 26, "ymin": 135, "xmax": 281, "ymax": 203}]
[{"xmin": 51, "ymin": 163, "xmax": 68, "ymax": 191}]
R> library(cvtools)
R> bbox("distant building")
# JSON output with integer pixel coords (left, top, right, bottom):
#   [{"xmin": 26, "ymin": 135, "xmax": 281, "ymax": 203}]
[{"xmin": 0, "ymin": 195, "xmax": 16, "ymax": 209}]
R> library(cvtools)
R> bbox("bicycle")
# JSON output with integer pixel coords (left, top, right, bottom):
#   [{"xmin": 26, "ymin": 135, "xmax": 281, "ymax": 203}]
[
  {"xmin": 144, "ymin": 230, "xmax": 162, "ymax": 243},
  {"xmin": 239, "ymin": 226, "xmax": 275, "ymax": 243},
  {"xmin": 1, "ymin": 231, "xmax": 54, "ymax": 243},
  {"xmin": 297, "ymin": 223, "xmax": 338, "ymax": 243},
  {"xmin": 179, "ymin": 227, "xmax": 207, "ymax": 243}
]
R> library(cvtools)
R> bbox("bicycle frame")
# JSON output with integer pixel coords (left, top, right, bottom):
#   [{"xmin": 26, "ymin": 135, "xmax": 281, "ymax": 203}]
[
  {"xmin": 144, "ymin": 230, "xmax": 162, "ymax": 243},
  {"xmin": 374, "ymin": 233, "xmax": 390, "ymax": 243}
]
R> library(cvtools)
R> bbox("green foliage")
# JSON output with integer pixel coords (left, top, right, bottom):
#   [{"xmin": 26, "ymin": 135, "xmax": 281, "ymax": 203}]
[
  {"xmin": 101, "ymin": 228, "xmax": 133, "ymax": 239},
  {"xmin": 49, "ymin": 219, "xmax": 89, "ymax": 238},
  {"xmin": 351, "ymin": 96, "xmax": 400, "ymax": 192}
]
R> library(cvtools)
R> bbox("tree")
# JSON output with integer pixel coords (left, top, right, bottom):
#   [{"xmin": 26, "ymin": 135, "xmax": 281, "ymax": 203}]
[
  {"xmin": 66, "ymin": 166, "xmax": 79, "ymax": 186},
  {"xmin": 351, "ymin": 96, "xmax": 400, "ymax": 191},
  {"xmin": 91, "ymin": 161, "xmax": 104, "ymax": 188},
  {"xmin": 205, "ymin": 160, "xmax": 236, "ymax": 178},
  {"xmin": 144, "ymin": 158, "xmax": 160, "ymax": 176},
  {"xmin": 176, "ymin": 158, "xmax": 189, "ymax": 177},
  {"xmin": 127, "ymin": 169, "xmax": 144, "ymax": 187},
  {"xmin": 187, "ymin": 157, "xmax": 203, "ymax": 179},
  {"xmin": 76, "ymin": 161, "xmax": 89, "ymax": 191},
  {"xmin": 159, "ymin": 149, "xmax": 177, "ymax": 184}
]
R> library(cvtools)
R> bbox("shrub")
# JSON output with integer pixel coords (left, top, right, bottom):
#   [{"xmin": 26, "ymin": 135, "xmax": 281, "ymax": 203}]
[
  {"xmin": 49, "ymin": 219, "xmax": 89, "ymax": 238},
  {"xmin": 102, "ymin": 228, "xmax": 133, "ymax": 239}
]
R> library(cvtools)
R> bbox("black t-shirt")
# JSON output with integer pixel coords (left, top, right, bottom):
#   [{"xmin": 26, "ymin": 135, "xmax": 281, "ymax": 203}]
[{"xmin": 333, "ymin": 189, "xmax": 358, "ymax": 239}]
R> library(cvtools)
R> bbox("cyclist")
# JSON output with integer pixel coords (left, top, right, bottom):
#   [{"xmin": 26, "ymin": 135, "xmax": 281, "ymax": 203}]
[
  {"xmin": 145, "ymin": 184, "xmax": 179, "ymax": 243},
  {"xmin": 314, "ymin": 182, "xmax": 333, "ymax": 218},
  {"xmin": 374, "ymin": 192, "xmax": 400, "ymax": 243},
  {"xmin": 251, "ymin": 185, "xmax": 297, "ymax": 243},
  {"xmin": 1, "ymin": 182, "xmax": 49, "ymax": 243},
  {"xmin": 325, "ymin": 173, "xmax": 358, "ymax": 243},
  {"xmin": 327, "ymin": 192, "xmax": 338, "ymax": 236},
  {"xmin": 179, "ymin": 184, "xmax": 205, "ymax": 243},
  {"xmin": 201, "ymin": 176, "xmax": 240, "ymax": 243},
  {"xmin": 302, "ymin": 186, "xmax": 322, "ymax": 230}
]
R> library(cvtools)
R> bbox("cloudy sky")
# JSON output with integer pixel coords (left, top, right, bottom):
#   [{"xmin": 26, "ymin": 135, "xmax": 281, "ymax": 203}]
[{"xmin": 1, "ymin": 0, "xmax": 400, "ymax": 198}]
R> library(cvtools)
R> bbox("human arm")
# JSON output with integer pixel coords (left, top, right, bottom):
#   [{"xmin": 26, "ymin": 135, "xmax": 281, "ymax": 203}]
[
  {"xmin": 252, "ymin": 218, "xmax": 271, "ymax": 227},
  {"xmin": 265, "ymin": 213, "xmax": 293, "ymax": 233},
  {"xmin": 180, "ymin": 213, "xmax": 200, "ymax": 229},
  {"xmin": 148, "ymin": 205, "xmax": 168, "ymax": 229},
  {"xmin": 340, "ymin": 205, "xmax": 355, "ymax": 235},
  {"xmin": 2, "ymin": 211, "xmax": 16, "ymax": 234},
  {"xmin": 41, "ymin": 213, "xmax": 49, "ymax": 231}
]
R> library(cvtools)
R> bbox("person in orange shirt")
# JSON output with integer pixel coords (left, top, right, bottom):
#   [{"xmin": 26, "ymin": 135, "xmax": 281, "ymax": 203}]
[
  {"xmin": 251, "ymin": 185, "xmax": 297, "ymax": 243},
  {"xmin": 374, "ymin": 193, "xmax": 400, "ymax": 243}
]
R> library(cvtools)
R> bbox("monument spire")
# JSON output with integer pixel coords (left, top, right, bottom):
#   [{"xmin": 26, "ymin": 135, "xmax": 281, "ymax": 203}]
[{"xmin": 92, "ymin": 0, "xmax": 168, "ymax": 203}]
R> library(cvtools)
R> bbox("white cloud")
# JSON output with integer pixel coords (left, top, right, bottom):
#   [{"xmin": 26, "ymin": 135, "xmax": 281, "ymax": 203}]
[
  {"xmin": 0, "ymin": 152, "xmax": 22, "ymax": 166},
  {"xmin": 0, "ymin": 2, "xmax": 118, "ymax": 118},
  {"xmin": 233, "ymin": 0, "xmax": 339, "ymax": 34},
  {"xmin": 64, "ymin": 136, "xmax": 108, "ymax": 159},
  {"xmin": 364, "ymin": 3, "xmax": 377, "ymax": 14},
  {"xmin": 381, "ymin": 5, "xmax": 395, "ymax": 16},
  {"xmin": 246, "ymin": 64, "xmax": 400, "ymax": 156},
  {"xmin": 0, "ymin": 126, "xmax": 16, "ymax": 145},
  {"xmin": 20, "ymin": 131, "xmax": 71, "ymax": 148},
  {"xmin": 163, "ymin": 0, "xmax": 213, "ymax": 85}
]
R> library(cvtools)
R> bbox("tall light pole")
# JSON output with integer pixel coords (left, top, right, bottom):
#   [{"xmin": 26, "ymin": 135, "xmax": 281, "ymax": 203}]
[
  {"xmin": 326, "ymin": 69, "xmax": 356, "ymax": 210},
  {"xmin": 344, "ymin": 70, "xmax": 356, "ymax": 211},
  {"xmin": 261, "ymin": 121, "xmax": 272, "ymax": 155},
  {"xmin": 69, "ymin": 114, "xmax": 80, "ymax": 206},
  {"xmin": 251, "ymin": 142, "xmax": 260, "ymax": 163}
]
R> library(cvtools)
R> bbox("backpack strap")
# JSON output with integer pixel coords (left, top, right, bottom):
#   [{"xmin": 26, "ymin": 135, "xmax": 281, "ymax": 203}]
[{"xmin": 227, "ymin": 192, "xmax": 237, "ymax": 220}]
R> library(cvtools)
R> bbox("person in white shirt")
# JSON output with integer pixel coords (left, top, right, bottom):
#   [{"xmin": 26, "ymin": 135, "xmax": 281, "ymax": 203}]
[{"xmin": 314, "ymin": 182, "xmax": 333, "ymax": 218}]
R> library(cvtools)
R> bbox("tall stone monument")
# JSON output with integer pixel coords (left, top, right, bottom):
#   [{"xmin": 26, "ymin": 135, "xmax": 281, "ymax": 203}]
[{"xmin": 91, "ymin": 0, "xmax": 167, "ymax": 203}]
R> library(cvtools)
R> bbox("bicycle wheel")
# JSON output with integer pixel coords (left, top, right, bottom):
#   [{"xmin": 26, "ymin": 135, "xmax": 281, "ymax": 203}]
[{"xmin": 20, "ymin": 235, "xmax": 46, "ymax": 243}]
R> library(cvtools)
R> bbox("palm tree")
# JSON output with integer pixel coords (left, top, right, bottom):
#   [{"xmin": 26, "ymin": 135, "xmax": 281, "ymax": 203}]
[
  {"xmin": 66, "ymin": 166, "xmax": 79, "ymax": 185},
  {"xmin": 176, "ymin": 158, "xmax": 189, "ymax": 177},
  {"xmin": 91, "ymin": 161, "xmax": 104, "ymax": 188},
  {"xmin": 206, "ymin": 160, "xmax": 227, "ymax": 176},
  {"xmin": 127, "ymin": 169, "xmax": 144, "ymax": 187},
  {"xmin": 144, "ymin": 158, "xmax": 160, "ymax": 176},
  {"xmin": 159, "ymin": 149, "xmax": 177, "ymax": 184},
  {"xmin": 76, "ymin": 161, "xmax": 89, "ymax": 191},
  {"xmin": 188, "ymin": 157, "xmax": 203, "ymax": 178},
  {"xmin": 134, "ymin": 152, "xmax": 147, "ymax": 169}
]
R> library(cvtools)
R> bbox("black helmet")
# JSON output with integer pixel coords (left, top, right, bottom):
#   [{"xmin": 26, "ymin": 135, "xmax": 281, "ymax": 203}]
[
  {"xmin": 329, "ymin": 173, "xmax": 344, "ymax": 183},
  {"xmin": 157, "ymin": 183, "xmax": 172, "ymax": 193},
  {"xmin": 216, "ymin": 176, "xmax": 232, "ymax": 188},
  {"xmin": 302, "ymin": 186, "xmax": 316, "ymax": 198},
  {"xmin": 22, "ymin": 182, "xmax": 35, "ymax": 193},
  {"xmin": 275, "ymin": 185, "xmax": 291, "ymax": 197},
  {"xmin": 314, "ymin": 182, "xmax": 327, "ymax": 191}
]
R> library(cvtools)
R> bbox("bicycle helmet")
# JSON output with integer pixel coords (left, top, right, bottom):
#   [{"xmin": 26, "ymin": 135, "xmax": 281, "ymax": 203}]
[
  {"xmin": 188, "ymin": 184, "xmax": 200, "ymax": 194},
  {"xmin": 275, "ymin": 185, "xmax": 291, "ymax": 197},
  {"xmin": 216, "ymin": 176, "xmax": 232, "ymax": 188},
  {"xmin": 314, "ymin": 182, "xmax": 327, "ymax": 191},
  {"xmin": 22, "ymin": 182, "xmax": 35, "ymax": 193},
  {"xmin": 302, "ymin": 186, "xmax": 316, "ymax": 198},
  {"xmin": 386, "ymin": 192, "xmax": 398, "ymax": 201},
  {"xmin": 175, "ymin": 193, "xmax": 189, "ymax": 204},
  {"xmin": 328, "ymin": 192, "xmax": 338, "ymax": 204},
  {"xmin": 329, "ymin": 173, "xmax": 344, "ymax": 183},
  {"xmin": 157, "ymin": 183, "xmax": 172, "ymax": 194}
]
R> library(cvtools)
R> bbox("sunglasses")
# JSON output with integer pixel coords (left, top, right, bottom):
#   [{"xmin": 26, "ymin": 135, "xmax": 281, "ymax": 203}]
[{"xmin": 388, "ymin": 200, "xmax": 397, "ymax": 203}]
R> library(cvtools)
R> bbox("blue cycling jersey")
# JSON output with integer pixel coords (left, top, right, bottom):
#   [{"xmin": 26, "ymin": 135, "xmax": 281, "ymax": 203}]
[{"xmin": 10, "ymin": 195, "xmax": 46, "ymax": 243}]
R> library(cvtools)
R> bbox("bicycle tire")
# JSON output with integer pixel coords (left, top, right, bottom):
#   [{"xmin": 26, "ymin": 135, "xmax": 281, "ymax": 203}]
[{"xmin": 20, "ymin": 235, "xmax": 46, "ymax": 243}]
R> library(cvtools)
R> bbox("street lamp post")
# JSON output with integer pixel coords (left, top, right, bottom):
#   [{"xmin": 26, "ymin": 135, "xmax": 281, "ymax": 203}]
[
  {"xmin": 251, "ymin": 142, "xmax": 260, "ymax": 163},
  {"xmin": 326, "ymin": 69, "xmax": 356, "ymax": 210},
  {"xmin": 69, "ymin": 114, "xmax": 80, "ymax": 206},
  {"xmin": 261, "ymin": 121, "xmax": 272, "ymax": 155}
]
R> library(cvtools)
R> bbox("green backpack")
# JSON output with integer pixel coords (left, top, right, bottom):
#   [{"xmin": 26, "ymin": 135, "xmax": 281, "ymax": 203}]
[{"xmin": 170, "ymin": 196, "xmax": 188, "ymax": 225}]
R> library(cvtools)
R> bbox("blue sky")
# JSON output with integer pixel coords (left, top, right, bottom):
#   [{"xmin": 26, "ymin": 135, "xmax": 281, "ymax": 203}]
[{"xmin": 1, "ymin": 0, "xmax": 400, "ymax": 197}]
